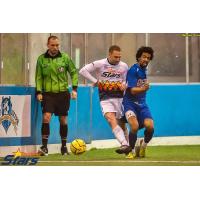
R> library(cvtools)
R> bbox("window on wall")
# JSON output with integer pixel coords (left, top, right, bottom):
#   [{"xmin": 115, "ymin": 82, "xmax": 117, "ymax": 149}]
[
  {"xmin": 0, "ymin": 33, "xmax": 26, "ymax": 85},
  {"xmin": 87, "ymin": 33, "xmax": 112, "ymax": 63},
  {"xmin": 71, "ymin": 33, "xmax": 85, "ymax": 84},
  {"xmin": 113, "ymin": 33, "xmax": 146, "ymax": 66},
  {"xmin": 83, "ymin": 33, "xmax": 112, "ymax": 84},
  {"xmin": 148, "ymin": 33, "xmax": 186, "ymax": 82},
  {"xmin": 52, "ymin": 33, "xmax": 71, "ymax": 55},
  {"xmin": 60, "ymin": 33, "xmax": 71, "ymax": 56},
  {"xmin": 189, "ymin": 37, "xmax": 200, "ymax": 82},
  {"xmin": 1, "ymin": 33, "xmax": 199, "ymax": 86},
  {"xmin": 28, "ymin": 33, "xmax": 50, "ymax": 86}
]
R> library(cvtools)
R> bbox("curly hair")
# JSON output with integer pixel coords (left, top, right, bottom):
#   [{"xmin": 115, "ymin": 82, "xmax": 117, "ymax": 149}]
[{"xmin": 136, "ymin": 46, "xmax": 154, "ymax": 61}]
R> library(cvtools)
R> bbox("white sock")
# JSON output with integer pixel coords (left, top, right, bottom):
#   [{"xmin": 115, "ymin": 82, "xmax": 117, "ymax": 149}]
[
  {"xmin": 112, "ymin": 125, "xmax": 128, "ymax": 146},
  {"xmin": 142, "ymin": 140, "xmax": 147, "ymax": 148},
  {"xmin": 124, "ymin": 128, "xmax": 129, "ymax": 143}
]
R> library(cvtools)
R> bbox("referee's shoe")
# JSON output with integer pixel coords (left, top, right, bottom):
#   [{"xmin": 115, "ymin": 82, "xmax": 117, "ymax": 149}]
[
  {"xmin": 61, "ymin": 146, "xmax": 70, "ymax": 155},
  {"xmin": 38, "ymin": 146, "xmax": 48, "ymax": 156}
]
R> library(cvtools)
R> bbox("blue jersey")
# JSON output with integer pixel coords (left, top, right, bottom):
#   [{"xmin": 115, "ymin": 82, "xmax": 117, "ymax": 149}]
[
  {"xmin": 122, "ymin": 63, "xmax": 152, "ymax": 126},
  {"xmin": 123, "ymin": 63, "xmax": 148, "ymax": 105}
]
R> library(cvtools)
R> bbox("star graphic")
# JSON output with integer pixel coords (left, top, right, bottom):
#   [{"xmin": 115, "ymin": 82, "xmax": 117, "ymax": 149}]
[{"xmin": 13, "ymin": 148, "xmax": 23, "ymax": 158}]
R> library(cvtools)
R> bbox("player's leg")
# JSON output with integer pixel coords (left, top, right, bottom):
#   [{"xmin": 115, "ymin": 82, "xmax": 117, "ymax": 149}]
[
  {"xmin": 104, "ymin": 112, "xmax": 130, "ymax": 152},
  {"xmin": 101, "ymin": 99, "xmax": 129, "ymax": 145},
  {"xmin": 117, "ymin": 117, "xmax": 129, "ymax": 143},
  {"xmin": 114, "ymin": 98, "xmax": 131, "ymax": 153},
  {"xmin": 125, "ymin": 110, "xmax": 139, "ymax": 158},
  {"xmin": 138, "ymin": 105, "xmax": 154, "ymax": 157},
  {"xmin": 139, "ymin": 118, "xmax": 154, "ymax": 157},
  {"xmin": 100, "ymin": 99, "xmax": 131, "ymax": 154},
  {"xmin": 59, "ymin": 116, "xmax": 69, "ymax": 155},
  {"xmin": 39, "ymin": 112, "xmax": 52, "ymax": 156},
  {"xmin": 104, "ymin": 112, "xmax": 128, "ymax": 145},
  {"xmin": 102, "ymin": 98, "xmax": 131, "ymax": 154},
  {"xmin": 56, "ymin": 91, "xmax": 71, "ymax": 155},
  {"xmin": 143, "ymin": 118, "xmax": 154, "ymax": 145},
  {"xmin": 39, "ymin": 93, "xmax": 54, "ymax": 156}
]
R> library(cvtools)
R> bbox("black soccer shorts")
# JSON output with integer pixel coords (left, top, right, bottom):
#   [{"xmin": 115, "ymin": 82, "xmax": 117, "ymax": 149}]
[{"xmin": 41, "ymin": 91, "xmax": 71, "ymax": 116}]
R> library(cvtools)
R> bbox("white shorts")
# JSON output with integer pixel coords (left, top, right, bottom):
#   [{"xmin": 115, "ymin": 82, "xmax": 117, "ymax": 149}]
[{"xmin": 100, "ymin": 98, "xmax": 123, "ymax": 119}]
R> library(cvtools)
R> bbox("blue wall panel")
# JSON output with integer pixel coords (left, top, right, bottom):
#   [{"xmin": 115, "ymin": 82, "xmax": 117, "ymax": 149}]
[
  {"xmin": 91, "ymin": 87, "xmax": 113, "ymax": 140},
  {"xmin": 0, "ymin": 84, "xmax": 200, "ymax": 146},
  {"xmin": 29, "ymin": 87, "xmax": 92, "ymax": 145},
  {"xmin": 143, "ymin": 85, "xmax": 200, "ymax": 137},
  {"xmin": 73, "ymin": 87, "xmax": 91, "ymax": 143}
]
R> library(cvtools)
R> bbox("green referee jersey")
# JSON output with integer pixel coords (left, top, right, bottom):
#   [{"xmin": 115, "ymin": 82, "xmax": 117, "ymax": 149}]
[{"xmin": 35, "ymin": 51, "xmax": 78, "ymax": 93}]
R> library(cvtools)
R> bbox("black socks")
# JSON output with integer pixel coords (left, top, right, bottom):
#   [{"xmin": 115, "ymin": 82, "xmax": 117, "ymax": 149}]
[
  {"xmin": 60, "ymin": 124, "xmax": 68, "ymax": 147},
  {"xmin": 41, "ymin": 123, "xmax": 50, "ymax": 147},
  {"xmin": 144, "ymin": 128, "xmax": 154, "ymax": 143},
  {"xmin": 129, "ymin": 132, "xmax": 137, "ymax": 150}
]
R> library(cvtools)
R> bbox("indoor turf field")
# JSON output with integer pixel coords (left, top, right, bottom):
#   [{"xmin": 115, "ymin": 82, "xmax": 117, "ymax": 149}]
[{"xmin": 36, "ymin": 145, "xmax": 200, "ymax": 166}]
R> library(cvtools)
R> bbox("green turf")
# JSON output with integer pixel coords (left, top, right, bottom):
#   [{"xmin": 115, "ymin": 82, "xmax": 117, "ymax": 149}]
[
  {"xmin": 36, "ymin": 145, "xmax": 200, "ymax": 166},
  {"xmin": 1, "ymin": 145, "xmax": 200, "ymax": 166}
]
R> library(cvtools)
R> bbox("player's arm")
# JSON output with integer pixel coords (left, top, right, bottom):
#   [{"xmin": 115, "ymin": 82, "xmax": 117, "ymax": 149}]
[
  {"xmin": 126, "ymin": 66, "xmax": 150, "ymax": 95},
  {"xmin": 119, "ymin": 64, "xmax": 129, "ymax": 91},
  {"xmin": 67, "ymin": 56, "xmax": 78, "ymax": 99},
  {"xmin": 35, "ymin": 57, "xmax": 43, "ymax": 101},
  {"xmin": 79, "ymin": 62, "xmax": 98, "ymax": 85},
  {"xmin": 130, "ymin": 83, "xmax": 150, "ymax": 95}
]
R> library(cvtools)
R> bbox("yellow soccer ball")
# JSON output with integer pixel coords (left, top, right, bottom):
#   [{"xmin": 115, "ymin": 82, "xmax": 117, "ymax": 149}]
[{"xmin": 70, "ymin": 139, "xmax": 86, "ymax": 155}]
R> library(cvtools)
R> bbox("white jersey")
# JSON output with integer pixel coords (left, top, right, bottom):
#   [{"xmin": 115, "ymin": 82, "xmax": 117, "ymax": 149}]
[{"xmin": 79, "ymin": 58, "xmax": 128, "ymax": 100}]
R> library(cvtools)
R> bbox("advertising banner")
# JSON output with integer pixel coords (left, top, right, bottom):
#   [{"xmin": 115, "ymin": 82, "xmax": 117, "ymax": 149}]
[{"xmin": 0, "ymin": 95, "xmax": 31, "ymax": 137}]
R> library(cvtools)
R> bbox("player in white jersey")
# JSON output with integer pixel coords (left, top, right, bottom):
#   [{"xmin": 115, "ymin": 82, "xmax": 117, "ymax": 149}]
[{"xmin": 79, "ymin": 45, "xmax": 131, "ymax": 154}]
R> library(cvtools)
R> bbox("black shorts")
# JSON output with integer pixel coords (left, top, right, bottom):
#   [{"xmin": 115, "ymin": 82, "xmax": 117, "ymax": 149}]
[{"xmin": 41, "ymin": 91, "xmax": 71, "ymax": 116}]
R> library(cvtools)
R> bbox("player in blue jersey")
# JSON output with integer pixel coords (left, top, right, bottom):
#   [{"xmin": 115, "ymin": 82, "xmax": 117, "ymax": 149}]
[{"xmin": 122, "ymin": 46, "xmax": 154, "ymax": 159}]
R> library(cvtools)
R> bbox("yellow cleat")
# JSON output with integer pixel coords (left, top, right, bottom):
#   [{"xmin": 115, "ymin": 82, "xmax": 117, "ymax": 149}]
[
  {"xmin": 125, "ymin": 152, "xmax": 136, "ymax": 159},
  {"xmin": 139, "ymin": 146, "xmax": 146, "ymax": 157},
  {"xmin": 135, "ymin": 145, "xmax": 140, "ymax": 157},
  {"xmin": 136, "ymin": 139, "xmax": 145, "ymax": 158}
]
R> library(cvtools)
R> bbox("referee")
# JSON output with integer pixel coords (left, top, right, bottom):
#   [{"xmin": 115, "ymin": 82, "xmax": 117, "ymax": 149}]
[{"xmin": 35, "ymin": 35, "xmax": 78, "ymax": 156}]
